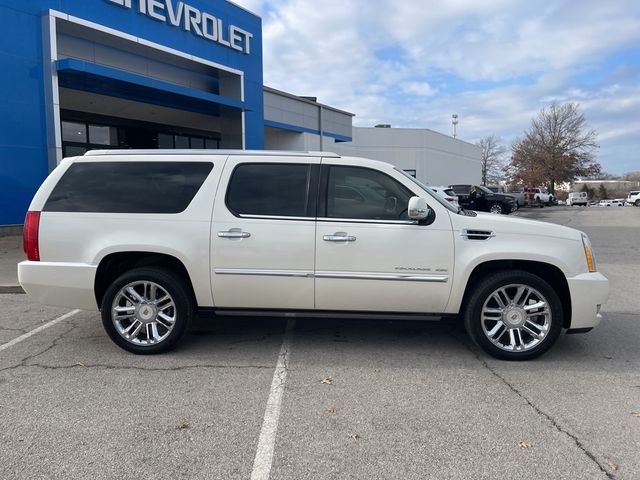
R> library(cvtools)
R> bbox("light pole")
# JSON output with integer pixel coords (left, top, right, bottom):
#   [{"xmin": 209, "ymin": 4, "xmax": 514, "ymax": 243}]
[{"xmin": 452, "ymin": 114, "xmax": 459, "ymax": 138}]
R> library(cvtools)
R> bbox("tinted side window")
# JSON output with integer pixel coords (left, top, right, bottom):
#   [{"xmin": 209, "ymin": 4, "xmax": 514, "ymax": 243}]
[
  {"xmin": 226, "ymin": 163, "xmax": 311, "ymax": 217},
  {"xmin": 326, "ymin": 166, "xmax": 413, "ymax": 220},
  {"xmin": 44, "ymin": 161, "xmax": 213, "ymax": 213}
]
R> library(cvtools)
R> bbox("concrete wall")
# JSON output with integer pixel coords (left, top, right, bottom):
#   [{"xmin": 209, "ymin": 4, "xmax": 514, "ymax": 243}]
[
  {"xmin": 264, "ymin": 128, "xmax": 336, "ymax": 151},
  {"xmin": 263, "ymin": 87, "xmax": 353, "ymax": 142},
  {"xmin": 332, "ymin": 127, "xmax": 482, "ymax": 186}
]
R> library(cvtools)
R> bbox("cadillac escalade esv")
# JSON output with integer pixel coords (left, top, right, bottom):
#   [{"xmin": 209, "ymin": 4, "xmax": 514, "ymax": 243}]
[{"xmin": 18, "ymin": 150, "xmax": 609, "ymax": 360}]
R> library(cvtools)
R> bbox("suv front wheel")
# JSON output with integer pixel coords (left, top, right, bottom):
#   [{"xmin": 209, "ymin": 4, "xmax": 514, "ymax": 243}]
[
  {"xmin": 489, "ymin": 202, "xmax": 504, "ymax": 214},
  {"xmin": 101, "ymin": 267, "xmax": 194, "ymax": 354},
  {"xmin": 463, "ymin": 271, "xmax": 563, "ymax": 360}
]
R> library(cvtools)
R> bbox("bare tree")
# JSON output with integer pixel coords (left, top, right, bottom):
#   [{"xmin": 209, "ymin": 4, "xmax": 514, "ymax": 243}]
[
  {"xmin": 622, "ymin": 171, "xmax": 640, "ymax": 182},
  {"xmin": 476, "ymin": 135, "xmax": 507, "ymax": 186},
  {"xmin": 510, "ymin": 103, "xmax": 600, "ymax": 193}
]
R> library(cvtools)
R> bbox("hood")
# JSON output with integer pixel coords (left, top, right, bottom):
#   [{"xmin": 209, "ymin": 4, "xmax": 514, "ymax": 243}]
[{"xmin": 452, "ymin": 211, "xmax": 583, "ymax": 242}]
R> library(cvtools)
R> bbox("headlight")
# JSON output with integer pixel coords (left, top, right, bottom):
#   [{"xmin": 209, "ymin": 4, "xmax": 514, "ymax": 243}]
[{"xmin": 581, "ymin": 233, "xmax": 597, "ymax": 272}]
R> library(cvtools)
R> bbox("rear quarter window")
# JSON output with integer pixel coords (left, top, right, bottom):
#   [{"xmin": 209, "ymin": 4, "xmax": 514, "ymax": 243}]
[{"xmin": 44, "ymin": 161, "xmax": 213, "ymax": 213}]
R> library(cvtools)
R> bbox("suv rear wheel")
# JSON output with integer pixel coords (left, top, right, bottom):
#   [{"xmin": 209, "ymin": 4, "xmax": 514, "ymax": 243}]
[
  {"xmin": 464, "ymin": 270, "xmax": 563, "ymax": 360},
  {"xmin": 101, "ymin": 267, "xmax": 194, "ymax": 354}
]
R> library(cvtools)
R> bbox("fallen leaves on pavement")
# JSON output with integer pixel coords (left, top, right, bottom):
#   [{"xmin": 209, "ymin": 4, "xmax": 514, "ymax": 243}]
[
  {"xmin": 176, "ymin": 419, "xmax": 190, "ymax": 430},
  {"xmin": 518, "ymin": 441, "xmax": 532, "ymax": 449},
  {"xmin": 607, "ymin": 462, "xmax": 619, "ymax": 471},
  {"xmin": 326, "ymin": 406, "xmax": 337, "ymax": 413},
  {"xmin": 320, "ymin": 376, "xmax": 333, "ymax": 385},
  {"xmin": 349, "ymin": 433, "xmax": 360, "ymax": 440},
  {"xmin": 632, "ymin": 412, "xmax": 640, "ymax": 417}
]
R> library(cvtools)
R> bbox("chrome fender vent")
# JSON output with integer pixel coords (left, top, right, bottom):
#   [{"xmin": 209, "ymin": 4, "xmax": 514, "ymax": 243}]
[{"xmin": 461, "ymin": 229, "xmax": 495, "ymax": 240}]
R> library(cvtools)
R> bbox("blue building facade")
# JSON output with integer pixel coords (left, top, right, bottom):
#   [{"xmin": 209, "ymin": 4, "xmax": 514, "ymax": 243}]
[{"xmin": 0, "ymin": 0, "xmax": 264, "ymax": 225}]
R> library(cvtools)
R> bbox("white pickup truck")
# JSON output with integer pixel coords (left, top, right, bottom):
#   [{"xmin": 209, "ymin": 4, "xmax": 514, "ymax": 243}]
[{"xmin": 18, "ymin": 150, "xmax": 609, "ymax": 360}]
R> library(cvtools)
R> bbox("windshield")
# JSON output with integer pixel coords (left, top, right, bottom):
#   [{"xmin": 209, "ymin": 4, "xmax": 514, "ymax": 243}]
[{"xmin": 395, "ymin": 169, "xmax": 459, "ymax": 213}]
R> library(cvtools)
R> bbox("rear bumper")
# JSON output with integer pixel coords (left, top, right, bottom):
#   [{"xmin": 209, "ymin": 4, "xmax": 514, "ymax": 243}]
[
  {"xmin": 566, "ymin": 272, "xmax": 609, "ymax": 329},
  {"xmin": 18, "ymin": 261, "xmax": 98, "ymax": 310}
]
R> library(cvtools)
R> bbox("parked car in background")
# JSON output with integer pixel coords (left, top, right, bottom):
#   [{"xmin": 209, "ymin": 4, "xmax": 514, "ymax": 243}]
[
  {"xmin": 524, "ymin": 187, "xmax": 554, "ymax": 205},
  {"xmin": 488, "ymin": 186, "xmax": 524, "ymax": 208},
  {"xmin": 567, "ymin": 191, "xmax": 588, "ymax": 206},
  {"xmin": 428, "ymin": 186, "xmax": 459, "ymax": 209},
  {"xmin": 612, "ymin": 199, "xmax": 625, "ymax": 206},
  {"xmin": 523, "ymin": 188, "xmax": 544, "ymax": 208},
  {"xmin": 506, "ymin": 188, "xmax": 525, "ymax": 208},
  {"xmin": 449, "ymin": 184, "xmax": 517, "ymax": 214},
  {"xmin": 626, "ymin": 191, "xmax": 640, "ymax": 206},
  {"xmin": 599, "ymin": 199, "xmax": 613, "ymax": 207}
]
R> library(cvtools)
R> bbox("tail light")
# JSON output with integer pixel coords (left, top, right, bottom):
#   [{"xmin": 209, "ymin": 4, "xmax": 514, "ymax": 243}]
[{"xmin": 23, "ymin": 211, "xmax": 41, "ymax": 261}]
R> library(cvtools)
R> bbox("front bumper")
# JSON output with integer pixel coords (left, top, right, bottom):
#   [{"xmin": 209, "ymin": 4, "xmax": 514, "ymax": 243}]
[
  {"xmin": 18, "ymin": 261, "xmax": 98, "ymax": 310},
  {"xmin": 566, "ymin": 271, "xmax": 609, "ymax": 329}
]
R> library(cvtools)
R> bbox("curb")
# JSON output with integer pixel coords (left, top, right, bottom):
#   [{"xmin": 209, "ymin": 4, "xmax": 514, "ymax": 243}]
[
  {"xmin": 0, "ymin": 285, "xmax": 25, "ymax": 294},
  {"xmin": 0, "ymin": 225, "xmax": 23, "ymax": 237}
]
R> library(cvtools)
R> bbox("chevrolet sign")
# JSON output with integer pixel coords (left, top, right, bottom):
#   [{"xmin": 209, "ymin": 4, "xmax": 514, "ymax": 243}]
[{"xmin": 107, "ymin": 0, "xmax": 254, "ymax": 54}]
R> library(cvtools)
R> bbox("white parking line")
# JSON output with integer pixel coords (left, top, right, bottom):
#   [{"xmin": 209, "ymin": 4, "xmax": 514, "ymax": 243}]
[
  {"xmin": 250, "ymin": 318, "xmax": 296, "ymax": 480},
  {"xmin": 0, "ymin": 309, "xmax": 81, "ymax": 353}
]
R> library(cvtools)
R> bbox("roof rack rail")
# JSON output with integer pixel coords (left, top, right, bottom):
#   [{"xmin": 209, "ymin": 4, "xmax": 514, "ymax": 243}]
[{"xmin": 83, "ymin": 149, "xmax": 340, "ymax": 158}]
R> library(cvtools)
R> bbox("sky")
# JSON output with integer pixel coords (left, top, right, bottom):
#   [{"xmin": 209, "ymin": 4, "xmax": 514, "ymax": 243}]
[{"xmin": 234, "ymin": 0, "xmax": 640, "ymax": 175}]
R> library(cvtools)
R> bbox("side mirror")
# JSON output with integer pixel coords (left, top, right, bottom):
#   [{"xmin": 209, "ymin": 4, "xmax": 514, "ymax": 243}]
[{"xmin": 408, "ymin": 196, "xmax": 429, "ymax": 220}]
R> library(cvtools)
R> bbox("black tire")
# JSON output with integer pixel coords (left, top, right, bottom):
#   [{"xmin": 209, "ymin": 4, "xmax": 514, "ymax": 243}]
[
  {"xmin": 489, "ymin": 202, "xmax": 504, "ymax": 214},
  {"xmin": 635, "ymin": 200, "xmax": 640, "ymax": 207},
  {"xmin": 101, "ymin": 267, "xmax": 194, "ymax": 354},
  {"xmin": 463, "ymin": 270, "xmax": 563, "ymax": 361}
]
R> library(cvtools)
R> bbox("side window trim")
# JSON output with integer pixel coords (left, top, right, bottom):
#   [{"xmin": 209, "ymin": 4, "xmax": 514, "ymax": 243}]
[{"xmin": 224, "ymin": 162, "xmax": 319, "ymax": 220}]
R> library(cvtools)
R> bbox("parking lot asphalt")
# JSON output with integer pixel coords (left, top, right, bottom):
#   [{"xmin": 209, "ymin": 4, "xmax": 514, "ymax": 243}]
[{"xmin": 1, "ymin": 206, "xmax": 639, "ymax": 480}]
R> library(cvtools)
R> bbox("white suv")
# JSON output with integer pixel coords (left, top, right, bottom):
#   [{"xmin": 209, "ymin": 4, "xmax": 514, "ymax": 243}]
[
  {"xmin": 626, "ymin": 191, "xmax": 640, "ymax": 206},
  {"xmin": 18, "ymin": 150, "xmax": 609, "ymax": 360}
]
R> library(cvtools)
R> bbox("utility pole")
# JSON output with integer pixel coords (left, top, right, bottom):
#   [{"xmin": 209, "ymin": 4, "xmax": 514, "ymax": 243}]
[{"xmin": 452, "ymin": 114, "xmax": 459, "ymax": 138}]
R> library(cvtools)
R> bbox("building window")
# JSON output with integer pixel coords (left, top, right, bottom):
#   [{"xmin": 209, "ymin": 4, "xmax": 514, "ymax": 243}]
[
  {"xmin": 205, "ymin": 138, "xmax": 219, "ymax": 149},
  {"xmin": 190, "ymin": 137, "xmax": 205, "ymax": 149},
  {"xmin": 174, "ymin": 135, "xmax": 190, "ymax": 149},
  {"xmin": 61, "ymin": 119, "xmax": 220, "ymax": 157},
  {"xmin": 88, "ymin": 125, "xmax": 117, "ymax": 146},
  {"xmin": 62, "ymin": 121, "xmax": 87, "ymax": 143},
  {"xmin": 158, "ymin": 133, "xmax": 174, "ymax": 149}
]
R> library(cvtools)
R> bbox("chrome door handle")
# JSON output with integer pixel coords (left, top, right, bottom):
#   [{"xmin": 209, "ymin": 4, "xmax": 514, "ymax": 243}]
[
  {"xmin": 323, "ymin": 234, "xmax": 356, "ymax": 242},
  {"xmin": 218, "ymin": 230, "xmax": 251, "ymax": 239}
]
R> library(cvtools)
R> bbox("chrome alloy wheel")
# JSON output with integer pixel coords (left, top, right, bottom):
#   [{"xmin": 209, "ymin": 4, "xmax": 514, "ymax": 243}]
[
  {"xmin": 111, "ymin": 281, "xmax": 176, "ymax": 346},
  {"xmin": 480, "ymin": 284, "xmax": 551, "ymax": 352},
  {"xmin": 489, "ymin": 203, "xmax": 503, "ymax": 214}
]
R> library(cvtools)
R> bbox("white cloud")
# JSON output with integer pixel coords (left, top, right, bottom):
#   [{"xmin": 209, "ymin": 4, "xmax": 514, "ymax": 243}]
[
  {"xmin": 401, "ymin": 82, "xmax": 437, "ymax": 97},
  {"xmin": 232, "ymin": 0, "xmax": 640, "ymax": 173}
]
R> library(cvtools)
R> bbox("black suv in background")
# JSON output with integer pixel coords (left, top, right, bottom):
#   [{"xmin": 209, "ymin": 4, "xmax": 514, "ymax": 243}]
[{"xmin": 449, "ymin": 184, "xmax": 517, "ymax": 214}]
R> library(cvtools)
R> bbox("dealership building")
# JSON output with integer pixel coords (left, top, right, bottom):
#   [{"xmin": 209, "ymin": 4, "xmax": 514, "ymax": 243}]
[{"xmin": 0, "ymin": 0, "xmax": 479, "ymax": 226}]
